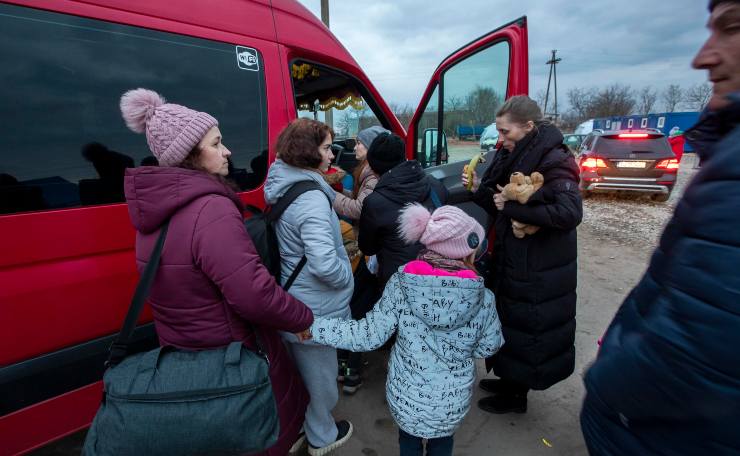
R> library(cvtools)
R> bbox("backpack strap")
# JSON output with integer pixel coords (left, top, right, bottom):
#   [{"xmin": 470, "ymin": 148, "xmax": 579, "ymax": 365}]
[
  {"xmin": 266, "ymin": 180, "xmax": 330, "ymax": 222},
  {"xmin": 267, "ymin": 180, "xmax": 332, "ymax": 290}
]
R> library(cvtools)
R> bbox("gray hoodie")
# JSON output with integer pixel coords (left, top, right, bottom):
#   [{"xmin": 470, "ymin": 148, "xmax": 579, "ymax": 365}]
[{"xmin": 264, "ymin": 160, "xmax": 353, "ymax": 337}]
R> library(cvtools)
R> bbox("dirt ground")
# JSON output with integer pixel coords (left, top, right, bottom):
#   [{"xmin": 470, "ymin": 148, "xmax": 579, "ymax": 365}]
[{"xmin": 32, "ymin": 156, "xmax": 699, "ymax": 456}]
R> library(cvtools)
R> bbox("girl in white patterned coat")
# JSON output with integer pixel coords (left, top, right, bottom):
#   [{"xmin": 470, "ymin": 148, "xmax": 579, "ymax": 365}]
[{"xmin": 307, "ymin": 204, "xmax": 504, "ymax": 456}]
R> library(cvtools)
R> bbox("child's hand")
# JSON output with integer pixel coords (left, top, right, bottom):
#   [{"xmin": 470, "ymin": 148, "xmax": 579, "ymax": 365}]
[{"xmin": 295, "ymin": 329, "xmax": 312, "ymax": 342}]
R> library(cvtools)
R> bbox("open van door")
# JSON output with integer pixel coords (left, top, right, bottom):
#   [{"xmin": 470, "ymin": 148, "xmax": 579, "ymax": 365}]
[{"xmin": 407, "ymin": 17, "xmax": 528, "ymax": 227}]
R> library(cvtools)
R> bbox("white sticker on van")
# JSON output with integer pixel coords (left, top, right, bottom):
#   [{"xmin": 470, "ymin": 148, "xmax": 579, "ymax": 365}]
[{"xmin": 236, "ymin": 46, "xmax": 259, "ymax": 71}]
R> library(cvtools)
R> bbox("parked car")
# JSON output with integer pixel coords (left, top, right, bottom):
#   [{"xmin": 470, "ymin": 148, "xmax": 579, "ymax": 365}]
[
  {"xmin": 0, "ymin": 1, "xmax": 528, "ymax": 453},
  {"xmin": 563, "ymin": 133, "xmax": 586, "ymax": 153},
  {"xmin": 480, "ymin": 122, "xmax": 499, "ymax": 151},
  {"xmin": 576, "ymin": 129, "xmax": 678, "ymax": 202}
]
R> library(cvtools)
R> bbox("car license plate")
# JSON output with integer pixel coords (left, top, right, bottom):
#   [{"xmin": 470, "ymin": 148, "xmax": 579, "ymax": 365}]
[{"xmin": 616, "ymin": 161, "xmax": 646, "ymax": 168}]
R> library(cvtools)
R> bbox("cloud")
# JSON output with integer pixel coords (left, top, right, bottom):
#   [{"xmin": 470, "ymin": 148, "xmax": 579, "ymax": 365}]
[{"xmin": 298, "ymin": 0, "xmax": 710, "ymax": 111}]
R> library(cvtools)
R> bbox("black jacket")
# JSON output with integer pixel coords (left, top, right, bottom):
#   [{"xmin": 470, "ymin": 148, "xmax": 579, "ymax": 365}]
[
  {"xmin": 581, "ymin": 94, "xmax": 740, "ymax": 455},
  {"xmin": 359, "ymin": 160, "xmax": 448, "ymax": 287},
  {"xmin": 472, "ymin": 122, "xmax": 582, "ymax": 390}
]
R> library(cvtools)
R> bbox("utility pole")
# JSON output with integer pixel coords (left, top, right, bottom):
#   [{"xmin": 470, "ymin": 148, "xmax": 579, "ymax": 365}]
[
  {"xmin": 543, "ymin": 50, "xmax": 562, "ymax": 123},
  {"xmin": 320, "ymin": 0, "xmax": 333, "ymax": 129}
]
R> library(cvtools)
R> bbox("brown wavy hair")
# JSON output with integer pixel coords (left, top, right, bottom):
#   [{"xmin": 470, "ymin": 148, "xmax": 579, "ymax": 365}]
[{"xmin": 276, "ymin": 118, "xmax": 335, "ymax": 169}]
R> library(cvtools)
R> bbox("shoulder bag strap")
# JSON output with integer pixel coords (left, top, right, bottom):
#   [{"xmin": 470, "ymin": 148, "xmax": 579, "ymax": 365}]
[{"xmin": 107, "ymin": 221, "xmax": 169, "ymax": 367}]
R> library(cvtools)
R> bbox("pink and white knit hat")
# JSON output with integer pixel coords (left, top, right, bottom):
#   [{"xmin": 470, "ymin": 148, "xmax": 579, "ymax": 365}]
[
  {"xmin": 398, "ymin": 204, "xmax": 486, "ymax": 260},
  {"xmin": 120, "ymin": 88, "xmax": 218, "ymax": 167}
]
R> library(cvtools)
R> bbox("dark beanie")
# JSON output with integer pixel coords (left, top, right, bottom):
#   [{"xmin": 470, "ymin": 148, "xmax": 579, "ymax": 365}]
[
  {"xmin": 367, "ymin": 133, "xmax": 406, "ymax": 176},
  {"xmin": 710, "ymin": 0, "xmax": 739, "ymax": 10}
]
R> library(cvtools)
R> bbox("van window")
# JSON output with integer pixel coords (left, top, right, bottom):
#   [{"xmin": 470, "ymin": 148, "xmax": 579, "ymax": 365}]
[
  {"xmin": 414, "ymin": 41, "xmax": 510, "ymax": 167},
  {"xmin": 292, "ymin": 61, "xmax": 384, "ymax": 140},
  {"xmin": 0, "ymin": 4, "xmax": 268, "ymax": 216},
  {"xmin": 416, "ymin": 85, "xmax": 446, "ymax": 167}
]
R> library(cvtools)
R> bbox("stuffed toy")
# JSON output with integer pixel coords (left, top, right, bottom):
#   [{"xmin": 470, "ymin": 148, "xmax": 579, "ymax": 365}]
[{"xmin": 499, "ymin": 171, "xmax": 544, "ymax": 238}]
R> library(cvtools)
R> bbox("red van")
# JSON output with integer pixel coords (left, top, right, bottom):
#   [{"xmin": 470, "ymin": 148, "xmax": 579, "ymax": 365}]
[{"xmin": 0, "ymin": 0, "xmax": 528, "ymax": 453}]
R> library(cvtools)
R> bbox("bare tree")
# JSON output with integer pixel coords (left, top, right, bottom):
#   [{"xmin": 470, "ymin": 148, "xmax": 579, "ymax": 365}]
[
  {"xmin": 662, "ymin": 84, "xmax": 684, "ymax": 112},
  {"xmin": 444, "ymin": 96, "xmax": 465, "ymax": 111},
  {"xmin": 637, "ymin": 86, "xmax": 658, "ymax": 114},
  {"xmin": 533, "ymin": 89, "xmax": 548, "ymax": 113},
  {"xmin": 388, "ymin": 102, "xmax": 415, "ymax": 129},
  {"xmin": 465, "ymin": 86, "xmax": 503, "ymax": 125},
  {"xmin": 589, "ymin": 84, "xmax": 635, "ymax": 118},
  {"xmin": 685, "ymin": 82, "xmax": 712, "ymax": 111},
  {"xmin": 563, "ymin": 84, "xmax": 634, "ymax": 127},
  {"xmin": 567, "ymin": 87, "xmax": 597, "ymax": 119}
]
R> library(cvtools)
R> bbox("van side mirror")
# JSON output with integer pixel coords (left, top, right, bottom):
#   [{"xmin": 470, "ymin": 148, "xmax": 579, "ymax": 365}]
[{"xmin": 421, "ymin": 128, "xmax": 448, "ymax": 168}]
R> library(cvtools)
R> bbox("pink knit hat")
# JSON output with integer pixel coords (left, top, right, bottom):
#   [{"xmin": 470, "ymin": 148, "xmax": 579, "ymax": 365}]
[
  {"xmin": 398, "ymin": 204, "xmax": 486, "ymax": 260},
  {"xmin": 120, "ymin": 88, "xmax": 218, "ymax": 167}
]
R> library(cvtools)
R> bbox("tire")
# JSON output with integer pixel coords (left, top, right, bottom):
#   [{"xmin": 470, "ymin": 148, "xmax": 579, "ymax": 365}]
[{"xmin": 651, "ymin": 193, "xmax": 670, "ymax": 202}]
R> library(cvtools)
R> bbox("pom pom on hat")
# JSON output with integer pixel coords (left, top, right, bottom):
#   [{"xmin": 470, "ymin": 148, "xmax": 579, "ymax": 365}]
[
  {"xmin": 120, "ymin": 88, "xmax": 165, "ymax": 133},
  {"xmin": 398, "ymin": 203, "xmax": 432, "ymax": 244},
  {"xmin": 118, "ymin": 88, "xmax": 218, "ymax": 167},
  {"xmin": 398, "ymin": 204, "xmax": 486, "ymax": 260}
]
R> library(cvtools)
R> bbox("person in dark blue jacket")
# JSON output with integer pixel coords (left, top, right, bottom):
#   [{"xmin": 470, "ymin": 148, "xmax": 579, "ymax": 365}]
[{"xmin": 580, "ymin": 1, "xmax": 740, "ymax": 454}]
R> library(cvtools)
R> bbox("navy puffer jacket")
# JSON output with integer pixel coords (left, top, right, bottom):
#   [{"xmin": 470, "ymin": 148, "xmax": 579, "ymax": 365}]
[{"xmin": 581, "ymin": 94, "xmax": 740, "ymax": 455}]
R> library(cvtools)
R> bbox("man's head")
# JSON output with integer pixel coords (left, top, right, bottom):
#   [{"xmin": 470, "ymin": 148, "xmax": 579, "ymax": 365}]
[{"xmin": 692, "ymin": 1, "xmax": 740, "ymax": 110}]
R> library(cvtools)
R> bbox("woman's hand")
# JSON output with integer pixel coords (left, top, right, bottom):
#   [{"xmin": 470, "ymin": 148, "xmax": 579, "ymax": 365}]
[
  {"xmin": 295, "ymin": 329, "xmax": 312, "ymax": 342},
  {"xmin": 461, "ymin": 167, "xmax": 481, "ymax": 193},
  {"xmin": 494, "ymin": 184, "xmax": 507, "ymax": 210}
]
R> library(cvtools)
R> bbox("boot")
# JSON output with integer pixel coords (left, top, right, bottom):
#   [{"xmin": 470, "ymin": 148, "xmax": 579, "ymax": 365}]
[
  {"xmin": 479, "ymin": 378, "xmax": 505, "ymax": 394},
  {"xmin": 478, "ymin": 392, "xmax": 527, "ymax": 414}
]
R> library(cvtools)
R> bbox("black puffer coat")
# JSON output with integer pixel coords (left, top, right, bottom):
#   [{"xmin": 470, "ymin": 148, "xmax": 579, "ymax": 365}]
[
  {"xmin": 581, "ymin": 94, "xmax": 740, "ymax": 455},
  {"xmin": 472, "ymin": 122, "xmax": 582, "ymax": 390},
  {"xmin": 359, "ymin": 160, "xmax": 448, "ymax": 288}
]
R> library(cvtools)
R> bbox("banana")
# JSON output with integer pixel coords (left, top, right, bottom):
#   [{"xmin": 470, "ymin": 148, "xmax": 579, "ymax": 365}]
[{"xmin": 465, "ymin": 152, "xmax": 486, "ymax": 191}]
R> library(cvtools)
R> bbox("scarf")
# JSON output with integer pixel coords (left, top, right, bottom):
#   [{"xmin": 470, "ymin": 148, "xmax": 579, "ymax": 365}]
[{"xmin": 417, "ymin": 249, "xmax": 469, "ymax": 273}]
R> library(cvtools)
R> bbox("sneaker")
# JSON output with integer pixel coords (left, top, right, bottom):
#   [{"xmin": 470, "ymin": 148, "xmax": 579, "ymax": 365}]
[
  {"xmin": 342, "ymin": 373, "xmax": 363, "ymax": 395},
  {"xmin": 288, "ymin": 432, "xmax": 306, "ymax": 454},
  {"xmin": 477, "ymin": 393, "xmax": 527, "ymax": 414},
  {"xmin": 337, "ymin": 360, "xmax": 348, "ymax": 382},
  {"xmin": 307, "ymin": 420, "xmax": 353, "ymax": 456}
]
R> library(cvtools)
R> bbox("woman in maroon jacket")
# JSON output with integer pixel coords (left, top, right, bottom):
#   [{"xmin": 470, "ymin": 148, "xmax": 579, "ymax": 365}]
[{"xmin": 120, "ymin": 88, "xmax": 314, "ymax": 455}]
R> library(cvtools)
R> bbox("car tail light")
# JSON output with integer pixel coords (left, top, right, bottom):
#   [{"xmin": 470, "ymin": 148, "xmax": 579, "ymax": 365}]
[
  {"xmin": 656, "ymin": 158, "xmax": 680, "ymax": 170},
  {"xmin": 618, "ymin": 133, "xmax": 649, "ymax": 139},
  {"xmin": 581, "ymin": 157, "xmax": 607, "ymax": 169}
]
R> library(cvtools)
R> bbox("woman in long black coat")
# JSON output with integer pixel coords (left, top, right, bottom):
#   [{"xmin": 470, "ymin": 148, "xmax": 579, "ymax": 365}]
[{"xmin": 463, "ymin": 95, "xmax": 582, "ymax": 414}]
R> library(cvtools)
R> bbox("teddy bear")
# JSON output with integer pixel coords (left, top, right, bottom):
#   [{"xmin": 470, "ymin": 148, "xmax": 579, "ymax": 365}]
[{"xmin": 499, "ymin": 171, "xmax": 544, "ymax": 238}]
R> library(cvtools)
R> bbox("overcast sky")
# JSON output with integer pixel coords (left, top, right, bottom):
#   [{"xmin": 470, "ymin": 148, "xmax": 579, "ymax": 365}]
[{"xmin": 297, "ymin": 0, "xmax": 711, "ymax": 113}]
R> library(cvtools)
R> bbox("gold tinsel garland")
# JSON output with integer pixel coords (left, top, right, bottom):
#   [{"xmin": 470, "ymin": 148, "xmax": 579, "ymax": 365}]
[
  {"xmin": 292, "ymin": 63, "xmax": 320, "ymax": 80},
  {"xmin": 298, "ymin": 93, "xmax": 365, "ymax": 112}
]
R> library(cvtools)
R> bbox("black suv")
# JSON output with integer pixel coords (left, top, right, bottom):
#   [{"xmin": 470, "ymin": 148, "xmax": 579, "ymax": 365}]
[{"xmin": 576, "ymin": 129, "xmax": 679, "ymax": 202}]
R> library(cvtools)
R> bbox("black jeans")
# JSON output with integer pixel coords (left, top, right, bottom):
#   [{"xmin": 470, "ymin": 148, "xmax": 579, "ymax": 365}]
[
  {"xmin": 398, "ymin": 429, "xmax": 454, "ymax": 456},
  {"xmin": 338, "ymin": 260, "xmax": 379, "ymax": 372}
]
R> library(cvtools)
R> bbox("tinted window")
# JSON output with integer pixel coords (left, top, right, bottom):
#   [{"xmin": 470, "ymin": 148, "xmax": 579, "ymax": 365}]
[
  {"xmin": 0, "ymin": 4, "xmax": 268, "ymax": 215},
  {"xmin": 594, "ymin": 137, "xmax": 672, "ymax": 155}
]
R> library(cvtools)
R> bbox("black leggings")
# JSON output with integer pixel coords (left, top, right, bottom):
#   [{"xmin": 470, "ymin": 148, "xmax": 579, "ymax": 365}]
[{"xmin": 338, "ymin": 260, "xmax": 380, "ymax": 371}]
